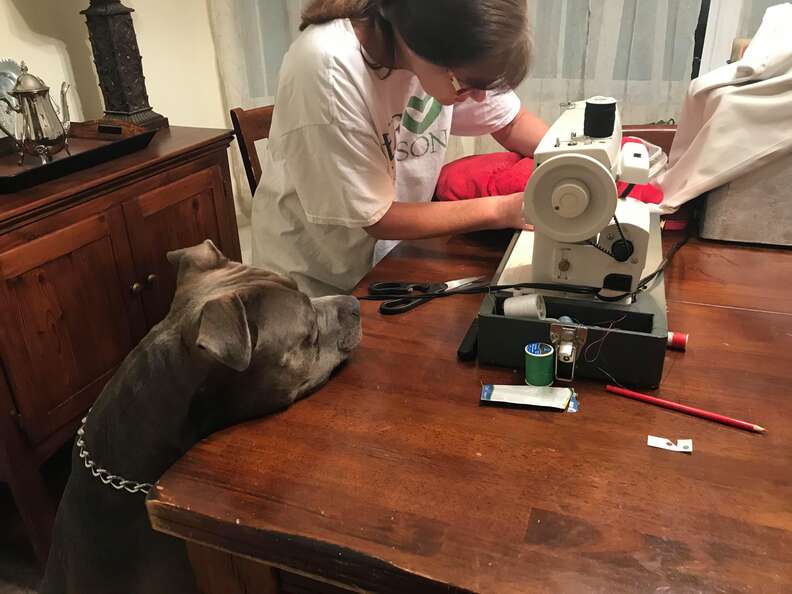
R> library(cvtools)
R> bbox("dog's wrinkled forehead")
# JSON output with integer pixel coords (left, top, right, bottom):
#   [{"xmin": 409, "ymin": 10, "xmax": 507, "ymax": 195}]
[
  {"xmin": 167, "ymin": 240, "xmax": 298, "ymax": 296},
  {"xmin": 167, "ymin": 238, "xmax": 228, "ymax": 274},
  {"xmin": 165, "ymin": 240, "xmax": 317, "ymax": 373}
]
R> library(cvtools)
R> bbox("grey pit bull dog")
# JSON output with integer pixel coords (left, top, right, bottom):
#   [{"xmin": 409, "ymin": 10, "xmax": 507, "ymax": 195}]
[{"xmin": 40, "ymin": 239, "xmax": 362, "ymax": 594}]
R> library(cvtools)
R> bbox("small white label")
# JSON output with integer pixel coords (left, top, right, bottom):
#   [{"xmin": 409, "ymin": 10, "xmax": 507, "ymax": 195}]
[
  {"xmin": 647, "ymin": 435, "xmax": 693, "ymax": 454},
  {"xmin": 481, "ymin": 385, "xmax": 573, "ymax": 410}
]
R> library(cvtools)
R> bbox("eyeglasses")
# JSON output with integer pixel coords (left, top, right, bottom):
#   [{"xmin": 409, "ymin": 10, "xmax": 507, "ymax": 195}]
[{"xmin": 449, "ymin": 71, "xmax": 472, "ymax": 96}]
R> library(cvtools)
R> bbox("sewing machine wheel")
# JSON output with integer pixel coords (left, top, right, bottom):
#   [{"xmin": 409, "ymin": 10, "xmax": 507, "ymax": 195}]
[{"xmin": 524, "ymin": 153, "xmax": 617, "ymax": 243}]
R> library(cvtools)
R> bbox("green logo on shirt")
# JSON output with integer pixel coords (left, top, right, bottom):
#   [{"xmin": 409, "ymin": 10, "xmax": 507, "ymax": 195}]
[{"xmin": 402, "ymin": 95, "xmax": 443, "ymax": 135}]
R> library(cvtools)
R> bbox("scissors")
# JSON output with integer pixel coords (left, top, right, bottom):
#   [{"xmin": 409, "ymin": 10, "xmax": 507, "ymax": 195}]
[{"xmin": 368, "ymin": 276, "xmax": 486, "ymax": 315}]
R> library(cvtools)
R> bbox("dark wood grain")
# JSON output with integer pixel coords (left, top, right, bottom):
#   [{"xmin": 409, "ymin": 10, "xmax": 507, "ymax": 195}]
[
  {"xmin": 0, "ymin": 127, "xmax": 233, "ymax": 232},
  {"xmin": 148, "ymin": 231, "xmax": 792, "ymax": 594},
  {"xmin": 0, "ymin": 207, "xmax": 145, "ymax": 445},
  {"xmin": 230, "ymin": 105, "xmax": 274, "ymax": 194},
  {"xmin": 0, "ymin": 126, "xmax": 240, "ymax": 563},
  {"xmin": 0, "ymin": 364, "xmax": 55, "ymax": 564},
  {"xmin": 186, "ymin": 542, "xmax": 280, "ymax": 594},
  {"xmin": 122, "ymin": 166, "xmax": 231, "ymax": 325},
  {"xmin": 664, "ymin": 235, "xmax": 792, "ymax": 314}
]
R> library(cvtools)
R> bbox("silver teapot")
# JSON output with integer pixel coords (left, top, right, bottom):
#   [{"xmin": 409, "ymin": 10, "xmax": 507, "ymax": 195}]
[{"xmin": 0, "ymin": 62, "xmax": 71, "ymax": 166}]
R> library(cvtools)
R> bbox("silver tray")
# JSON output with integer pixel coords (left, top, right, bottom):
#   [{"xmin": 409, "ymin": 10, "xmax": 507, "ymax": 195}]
[{"xmin": 0, "ymin": 58, "xmax": 21, "ymax": 139}]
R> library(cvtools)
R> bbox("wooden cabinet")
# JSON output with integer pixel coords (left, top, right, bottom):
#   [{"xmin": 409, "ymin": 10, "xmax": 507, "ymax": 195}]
[
  {"xmin": 0, "ymin": 207, "xmax": 145, "ymax": 446},
  {"xmin": 122, "ymin": 165, "xmax": 234, "ymax": 325},
  {"xmin": 0, "ymin": 127, "xmax": 239, "ymax": 563}
]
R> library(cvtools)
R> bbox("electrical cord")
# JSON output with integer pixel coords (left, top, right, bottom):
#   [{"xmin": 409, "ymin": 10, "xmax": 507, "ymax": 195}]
[
  {"xmin": 358, "ymin": 281, "xmax": 601, "ymax": 304},
  {"xmin": 361, "ymin": 216, "xmax": 694, "ymax": 306},
  {"xmin": 596, "ymin": 221, "xmax": 694, "ymax": 302}
]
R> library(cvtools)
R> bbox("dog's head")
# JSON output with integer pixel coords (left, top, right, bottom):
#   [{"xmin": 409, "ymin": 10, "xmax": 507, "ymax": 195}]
[{"xmin": 166, "ymin": 240, "xmax": 361, "ymax": 420}]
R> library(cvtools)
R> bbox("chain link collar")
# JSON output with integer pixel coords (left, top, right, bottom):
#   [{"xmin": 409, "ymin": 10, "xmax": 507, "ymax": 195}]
[{"xmin": 76, "ymin": 410, "xmax": 153, "ymax": 495}]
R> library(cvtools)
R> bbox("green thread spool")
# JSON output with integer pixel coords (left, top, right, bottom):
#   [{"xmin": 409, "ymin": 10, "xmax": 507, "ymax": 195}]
[{"xmin": 525, "ymin": 342, "xmax": 554, "ymax": 386}]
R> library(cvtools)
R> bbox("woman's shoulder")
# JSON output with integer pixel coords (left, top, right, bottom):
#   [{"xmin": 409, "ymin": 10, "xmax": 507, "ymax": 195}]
[
  {"xmin": 274, "ymin": 19, "xmax": 373, "ymax": 131},
  {"xmin": 284, "ymin": 19, "xmax": 363, "ymax": 78}
]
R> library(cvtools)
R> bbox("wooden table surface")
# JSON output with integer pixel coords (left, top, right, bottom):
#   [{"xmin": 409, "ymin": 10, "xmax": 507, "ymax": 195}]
[{"xmin": 148, "ymin": 231, "xmax": 792, "ymax": 594}]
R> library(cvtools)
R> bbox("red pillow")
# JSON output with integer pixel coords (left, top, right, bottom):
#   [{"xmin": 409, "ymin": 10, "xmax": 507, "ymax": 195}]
[{"xmin": 436, "ymin": 141, "xmax": 663, "ymax": 205}]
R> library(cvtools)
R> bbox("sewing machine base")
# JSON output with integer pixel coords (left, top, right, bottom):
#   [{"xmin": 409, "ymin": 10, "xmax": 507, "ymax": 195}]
[{"xmin": 477, "ymin": 216, "xmax": 668, "ymax": 388}]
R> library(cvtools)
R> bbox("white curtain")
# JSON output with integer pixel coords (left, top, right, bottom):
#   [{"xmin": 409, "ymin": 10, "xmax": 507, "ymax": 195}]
[
  {"xmin": 516, "ymin": 1, "xmax": 701, "ymax": 126},
  {"xmin": 736, "ymin": 0, "xmax": 785, "ymax": 35},
  {"xmin": 462, "ymin": 0, "xmax": 703, "ymax": 155},
  {"xmin": 207, "ymin": 0, "xmax": 309, "ymax": 221},
  {"xmin": 207, "ymin": 0, "xmax": 727, "ymax": 210},
  {"xmin": 699, "ymin": 0, "xmax": 786, "ymax": 75}
]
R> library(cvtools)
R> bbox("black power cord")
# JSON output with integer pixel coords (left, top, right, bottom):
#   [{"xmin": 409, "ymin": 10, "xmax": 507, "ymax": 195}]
[
  {"xmin": 358, "ymin": 281, "xmax": 602, "ymax": 305},
  {"xmin": 361, "ymin": 213, "xmax": 694, "ymax": 307},
  {"xmin": 596, "ymin": 221, "xmax": 694, "ymax": 302}
]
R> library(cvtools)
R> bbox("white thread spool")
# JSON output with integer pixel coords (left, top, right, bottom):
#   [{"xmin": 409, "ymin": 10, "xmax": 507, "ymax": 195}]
[{"xmin": 503, "ymin": 294, "xmax": 547, "ymax": 320}]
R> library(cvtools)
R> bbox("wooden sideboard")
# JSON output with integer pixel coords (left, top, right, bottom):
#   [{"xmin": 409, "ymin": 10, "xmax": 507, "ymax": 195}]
[{"xmin": 0, "ymin": 127, "xmax": 240, "ymax": 563}]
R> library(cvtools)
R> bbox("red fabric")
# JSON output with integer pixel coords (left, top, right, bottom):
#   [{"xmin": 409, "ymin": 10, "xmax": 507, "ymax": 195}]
[
  {"xmin": 435, "ymin": 152, "xmax": 525, "ymax": 201},
  {"xmin": 436, "ymin": 137, "xmax": 663, "ymax": 205}
]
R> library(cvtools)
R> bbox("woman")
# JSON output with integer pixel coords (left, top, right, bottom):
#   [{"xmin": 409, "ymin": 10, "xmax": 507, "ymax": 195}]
[{"xmin": 251, "ymin": 0, "xmax": 548, "ymax": 296}]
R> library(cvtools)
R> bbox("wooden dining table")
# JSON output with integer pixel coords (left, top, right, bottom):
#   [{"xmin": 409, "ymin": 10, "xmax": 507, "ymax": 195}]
[{"xmin": 147, "ymin": 229, "xmax": 792, "ymax": 594}]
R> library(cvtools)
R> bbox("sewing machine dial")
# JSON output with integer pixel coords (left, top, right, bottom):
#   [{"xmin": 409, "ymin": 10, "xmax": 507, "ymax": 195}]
[{"xmin": 524, "ymin": 153, "xmax": 617, "ymax": 243}]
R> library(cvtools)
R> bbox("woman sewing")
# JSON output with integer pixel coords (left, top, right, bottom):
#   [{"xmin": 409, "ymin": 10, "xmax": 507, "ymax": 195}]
[{"xmin": 251, "ymin": 0, "xmax": 549, "ymax": 296}]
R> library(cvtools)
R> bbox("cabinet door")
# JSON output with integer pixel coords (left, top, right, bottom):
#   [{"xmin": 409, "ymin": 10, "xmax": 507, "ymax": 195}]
[
  {"xmin": 122, "ymin": 165, "xmax": 240, "ymax": 327},
  {"xmin": 0, "ymin": 208, "xmax": 146, "ymax": 444}
]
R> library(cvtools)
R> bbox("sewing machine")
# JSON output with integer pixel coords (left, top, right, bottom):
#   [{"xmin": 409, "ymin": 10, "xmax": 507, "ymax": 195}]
[
  {"xmin": 476, "ymin": 98, "xmax": 669, "ymax": 388},
  {"xmin": 523, "ymin": 98, "xmax": 652, "ymax": 297}
]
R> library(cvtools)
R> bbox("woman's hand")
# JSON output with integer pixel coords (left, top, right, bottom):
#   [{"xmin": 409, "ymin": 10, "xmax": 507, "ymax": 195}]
[{"xmin": 496, "ymin": 192, "xmax": 534, "ymax": 231}]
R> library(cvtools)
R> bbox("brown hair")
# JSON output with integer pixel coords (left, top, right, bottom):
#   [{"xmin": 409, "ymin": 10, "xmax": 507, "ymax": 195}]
[{"xmin": 300, "ymin": 0, "xmax": 532, "ymax": 91}]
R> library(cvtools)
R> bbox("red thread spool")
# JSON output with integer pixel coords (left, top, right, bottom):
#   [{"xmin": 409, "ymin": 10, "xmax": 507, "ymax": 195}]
[{"xmin": 667, "ymin": 331, "xmax": 689, "ymax": 351}]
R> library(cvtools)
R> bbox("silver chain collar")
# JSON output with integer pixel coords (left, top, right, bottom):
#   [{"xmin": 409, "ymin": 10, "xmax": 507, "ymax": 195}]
[{"xmin": 76, "ymin": 410, "xmax": 153, "ymax": 495}]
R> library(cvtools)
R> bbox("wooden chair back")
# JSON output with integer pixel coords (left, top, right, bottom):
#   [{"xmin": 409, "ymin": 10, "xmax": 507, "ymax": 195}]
[
  {"xmin": 230, "ymin": 105, "xmax": 274, "ymax": 195},
  {"xmin": 622, "ymin": 124, "xmax": 676, "ymax": 156}
]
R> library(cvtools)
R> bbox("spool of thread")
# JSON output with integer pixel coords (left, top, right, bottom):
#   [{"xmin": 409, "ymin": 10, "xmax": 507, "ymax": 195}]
[
  {"xmin": 584, "ymin": 96, "xmax": 617, "ymax": 138},
  {"xmin": 667, "ymin": 331, "xmax": 689, "ymax": 351},
  {"xmin": 525, "ymin": 342, "xmax": 555, "ymax": 387},
  {"xmin": 503, "ymin": 294, "xmax": 547, "ymax": 320}
]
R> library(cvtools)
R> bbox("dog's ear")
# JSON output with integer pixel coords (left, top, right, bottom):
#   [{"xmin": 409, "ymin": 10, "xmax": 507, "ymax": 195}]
[
  {"xmin": 167, "ymin": 240, "xmax": 228, "ymax": 276},
  {"xmin": 196, "ymin": 293, "xmax": 252, "ymax": 371}
]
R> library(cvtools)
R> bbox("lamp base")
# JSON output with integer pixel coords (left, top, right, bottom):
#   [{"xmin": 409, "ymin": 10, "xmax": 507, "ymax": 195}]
[
  {"xmin": 103, "ymin": 109, "xmax": 169, "ymax": 131},
  {"xmin": 83, "ymin": 0, "xmax": 169, "ymax": 131}
]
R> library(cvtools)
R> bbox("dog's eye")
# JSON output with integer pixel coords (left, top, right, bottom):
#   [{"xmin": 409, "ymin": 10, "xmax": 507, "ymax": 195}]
[{"xmin": 301, "ymin": 325, "xmax": 319, "ymax": 353}]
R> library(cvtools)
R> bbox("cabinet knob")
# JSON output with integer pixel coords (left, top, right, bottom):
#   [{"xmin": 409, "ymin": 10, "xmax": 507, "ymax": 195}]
[
  {"xmin": 146, "ymin": 274, "xmax": 158, "ymax": 285},
  {"xmin": 130, "ymin": 282, "xmax": 144, "ymax": 295}
]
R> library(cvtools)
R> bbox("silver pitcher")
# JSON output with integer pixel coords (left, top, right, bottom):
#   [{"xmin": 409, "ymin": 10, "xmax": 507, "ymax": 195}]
[{"xmin": 0, "ymin": 62, "xmax": 71, "ymax": 166}]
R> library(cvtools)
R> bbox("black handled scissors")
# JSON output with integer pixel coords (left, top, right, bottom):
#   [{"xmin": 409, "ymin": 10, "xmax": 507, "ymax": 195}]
[{"xmin": 368, "ymin": 276, "xmax": 486, "ymax": 315}]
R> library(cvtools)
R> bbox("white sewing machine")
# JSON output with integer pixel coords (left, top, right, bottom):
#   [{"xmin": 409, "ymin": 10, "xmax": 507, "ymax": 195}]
[
  {"xmin": 501, "ymin": 97, "xmax": 653, "ymax": 299},
  {"xmin": 477, "ymin": 97, "xmax": 669, "ymax": 388}
]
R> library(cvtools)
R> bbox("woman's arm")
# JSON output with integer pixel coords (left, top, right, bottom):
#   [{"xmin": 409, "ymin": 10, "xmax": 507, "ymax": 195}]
[
  {"xmin": 491, "ymin": 108, "xmax": 549, "ymax": 157},
  {"xmin": 364, "ymin": 193, "xmax": 527, "ymax": 240}
]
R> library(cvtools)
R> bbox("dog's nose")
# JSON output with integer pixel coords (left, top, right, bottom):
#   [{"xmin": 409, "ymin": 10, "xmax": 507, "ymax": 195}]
[
  {"xmin": 338, "ymin": 297, "xmax": 362, "ymax": 352},
  {"xmin": 345, "ymin": 296, "xmax": 360, "ymax": 319}
]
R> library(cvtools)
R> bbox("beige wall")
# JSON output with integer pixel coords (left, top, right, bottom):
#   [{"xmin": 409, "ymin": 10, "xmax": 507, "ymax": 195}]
[{"xmin": 1, "ymin": 0, "xmax": 227, "ymax": 129}]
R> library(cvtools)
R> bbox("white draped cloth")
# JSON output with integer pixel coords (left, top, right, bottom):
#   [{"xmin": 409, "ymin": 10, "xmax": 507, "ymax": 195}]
[{"xmin": 656, "ymin": 3, "xmax": 792, "ymax": 212}]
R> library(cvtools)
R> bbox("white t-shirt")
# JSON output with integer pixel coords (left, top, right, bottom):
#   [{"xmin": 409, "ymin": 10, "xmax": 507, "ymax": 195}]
[{"xmin": 251, "ymin": 18, "xmax": 521, "ymax": 296}]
